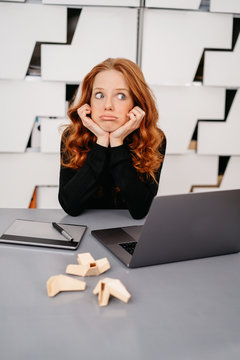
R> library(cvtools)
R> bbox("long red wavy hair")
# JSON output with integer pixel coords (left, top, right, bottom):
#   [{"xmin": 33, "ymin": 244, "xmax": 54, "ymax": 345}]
[{"xmin": 61, "ymin": 58, "xmax": 165, "ymax": 182}]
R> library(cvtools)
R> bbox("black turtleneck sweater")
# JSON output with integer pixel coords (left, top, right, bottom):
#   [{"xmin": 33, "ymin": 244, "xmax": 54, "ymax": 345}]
[{"xmin": 58, "ymin": 139, "xmax": 166, "ymax": 219}]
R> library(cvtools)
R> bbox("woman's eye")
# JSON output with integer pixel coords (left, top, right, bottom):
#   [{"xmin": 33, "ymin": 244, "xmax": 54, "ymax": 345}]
[
  {"xmin": 95, "ymin": 92, "xmax": 104, "ymax": 99},
  {"xmin": 117, "ymin": 93, "xmax": 126, "ymax": 100}
]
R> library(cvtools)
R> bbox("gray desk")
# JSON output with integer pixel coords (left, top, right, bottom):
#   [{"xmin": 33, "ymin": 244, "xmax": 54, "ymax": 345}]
[{"xmin": 0, "ymin": 209, "xmax": 240, "ymax": 360}]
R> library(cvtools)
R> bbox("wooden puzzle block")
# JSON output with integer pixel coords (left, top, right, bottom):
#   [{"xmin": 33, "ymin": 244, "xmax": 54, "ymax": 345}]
[
  {"xmin": 65, "ymin": 264, "xmax": 85, "ymax": 277},
  {"xmin": 66, "ymin": 253, "xmax": 110, "ymax": 277},
  {"xmin": 96, "ymin": 258, "xmax": 111, "ymax": 275},
  {"xmin": 46, "ymin": 274, "xmax": 86, "ymax": 297},
  {"xmin": 97, "ymin": 282, "xmax": 111, "ymax": 307},
  {"xmin": 77, "ymin": 252, "xmax": 95, "ymax": 265},
  {"xmin": 93, "ymin": 278, "xmax": 131, "ymax": 306},
  {"xmin": 66, "ymin": 263, "xmax": 100, "ymax": 276}
]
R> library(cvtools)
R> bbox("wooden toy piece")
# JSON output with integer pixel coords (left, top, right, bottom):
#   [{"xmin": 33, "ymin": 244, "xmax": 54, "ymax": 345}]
[
  {"xmin": 66, "ymin": 262, "xmax": 99, "ymax": 276},
  {"xmin": 66, "ymin": 264, "xmax": 85, "ymax": 277},
  {"xmin": 66, "ymin": 253, "xmax": 111, "ymax": 277},
  {"xmin": 77, "ymin": 252, "xmax": 99, "ymax": 276},
  {"xmin": 46, "ymin": 274, "xmax": 86, "ymax": 297},
  {"xmin": 93, "ymin": 278, "xmax": 131, "ymax": 306},
  {"xmin": 83, "ymin": 262, "xmax": 100, "ymax": 276},
  {"xmin": 95, "ymin": 258, "xmax": 110, "ymax": 275},
  {"xmin": 77, "ymin": 252, "xmax": 95, "ymax": 265},
  {"xmin": 97, "ymin": 282, "xmax": 111, "ymax": 307}
]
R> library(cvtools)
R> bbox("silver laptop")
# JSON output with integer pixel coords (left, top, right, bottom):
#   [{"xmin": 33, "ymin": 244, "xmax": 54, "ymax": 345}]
[{"xmin": 91, "ymin": 189, "xmax": 240, "ymax": 268}]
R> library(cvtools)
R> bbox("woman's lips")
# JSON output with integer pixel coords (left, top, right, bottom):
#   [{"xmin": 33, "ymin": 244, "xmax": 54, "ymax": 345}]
[{"xmin": 100, "ymin": 115, "xmax": 118, "ymax": 120}]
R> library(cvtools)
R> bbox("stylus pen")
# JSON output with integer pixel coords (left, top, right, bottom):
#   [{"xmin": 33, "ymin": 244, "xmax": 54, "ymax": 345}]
[{"xmin": 52, "ymin": 222, "xmax": 74, "ymax": 242}]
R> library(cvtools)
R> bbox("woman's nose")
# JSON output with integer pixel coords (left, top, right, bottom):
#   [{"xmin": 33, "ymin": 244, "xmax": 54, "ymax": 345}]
[{"xmin": 104, "ymin": 98, "xmax": 113, "ymax": 110}]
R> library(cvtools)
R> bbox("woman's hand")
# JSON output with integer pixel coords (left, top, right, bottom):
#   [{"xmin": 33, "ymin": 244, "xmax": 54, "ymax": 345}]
[
  {"xmin": 77, "ymin": 104, "xmax": 110, "ymax": 147},
  {"xmin": 110, "ymin": 106, "xmax": 145, "ymax": 147}
]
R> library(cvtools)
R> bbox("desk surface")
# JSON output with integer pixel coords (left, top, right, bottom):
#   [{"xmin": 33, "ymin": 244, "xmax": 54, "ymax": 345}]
[{"xmin": 0, "ymin": 208, "xmax": 240, "ymax": 360}]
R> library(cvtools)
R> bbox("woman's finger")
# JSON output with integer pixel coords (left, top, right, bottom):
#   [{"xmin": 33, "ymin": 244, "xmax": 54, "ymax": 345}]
[
  {"xmin": 131, "ymin": 107, "xmax": 145, "ymax": 119},
  {"xmin": 77, "ymin": 104, "xmax": 91, "ymax": 119},
  {"xmin": 128, "ymin": 107, "xmax": 145, "ymax": 121}
]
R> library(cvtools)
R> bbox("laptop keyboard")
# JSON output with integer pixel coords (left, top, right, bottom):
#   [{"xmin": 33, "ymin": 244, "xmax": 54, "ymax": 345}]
[{"xmin": 119, "ymin": 241, "xmax": 137, "ymax": 255}]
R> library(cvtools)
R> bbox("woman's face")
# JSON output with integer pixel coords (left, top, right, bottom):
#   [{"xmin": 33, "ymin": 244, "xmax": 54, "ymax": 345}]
[{"xmin": 90, "ymin": 69, "xmax": 134, "ymax": 132}]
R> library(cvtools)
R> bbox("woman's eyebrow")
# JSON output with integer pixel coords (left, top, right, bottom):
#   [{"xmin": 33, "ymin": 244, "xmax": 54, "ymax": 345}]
[
  {"xmin": 115, "ymin": 88, "xmax": 129, "ymax": 92},
  {"xmin": 93, "ymin": 87, "xmax": 130, "ymax": 93},
  {"xmin": 93, "ymin": 87, "xmax": 129, "ymax": 91}
]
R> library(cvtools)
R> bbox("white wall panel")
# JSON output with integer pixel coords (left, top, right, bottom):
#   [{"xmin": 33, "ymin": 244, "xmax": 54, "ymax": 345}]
[
  {"xmin": 37, "ymin": 186, "xmax": 61, "ymax": 209},
  {"xmin": 40, "ymin": 117, "xmax": 70, "ymax": 153},
  {"xmin": 142, "ymin": 10, "xmax": 232, "ymax": 85},
  {"xmin": 30, "ymin": 118, "xmax": 41, "ymax": 150},
  {"xmin": 204, "ymin": 38, "xmax": 240, "ymax": 87},
  {"xmin": 219, "ymin": 157, "xmax": 240, "ymax": 189},
  {"xmin": 0, "ymin": 77, "xmax": 66, "ymax": 152},
  {"xmin": 0, "ymin": 3, "xmax": 66, "ymax": 80},
  {"xmin": 0, "ymin": 153, "xmax": 59, "ymax": 208},
  {"xmin": 210, "ymin": 0, "xmax": 240, "ymax": 14},
  {"xmin": 152, "ymin": 85, "xmax": 225, "ymax": 154},
  {"xmin": 158, "ymin": 154, "xmax": 218, "ymax": 195},
  {"xmin": 41, "ymin": 7, "xmax": 137, "ymax": 82},
  {"xmin": 43, "ymin": 0, "xmax": 139, "ymax": 5},
  {"xmin": 146, "ymin": 0, "xmax": 201, "ymax": 10},
  {"xmin": 192, "ymin": 187, "xmax": 220, "ymax": 193},
  {"xmin": 193, "ymin": 156, "xmax": 240, "ymax": 192},
  {"xmin": 198, "ymin": 89, "xmax": 240, "ymax": 155}
]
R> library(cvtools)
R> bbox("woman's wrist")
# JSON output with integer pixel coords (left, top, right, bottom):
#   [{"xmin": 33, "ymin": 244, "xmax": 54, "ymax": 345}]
[
  {"xmin": 96, "ymin": 134, "xmax": 110, "ymax": 148},
  {"xmin": 110, "ymin": 137, "xmax": 123, "ymax": 147}
]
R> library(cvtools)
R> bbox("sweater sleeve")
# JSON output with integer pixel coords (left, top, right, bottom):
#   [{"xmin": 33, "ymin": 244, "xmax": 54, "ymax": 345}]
[
  {"xmin": 109, "ymin": 139, "xmax": 166, "ymax": 220},
  {"xmin": 58, "ymin": 142, "xmax": 108, "ymax": 216}
]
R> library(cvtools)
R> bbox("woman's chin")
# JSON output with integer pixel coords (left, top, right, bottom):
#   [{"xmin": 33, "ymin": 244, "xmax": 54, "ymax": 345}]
[{"xmin": 100, "ymin": 123, "xmax": 118, "ymax": 132}]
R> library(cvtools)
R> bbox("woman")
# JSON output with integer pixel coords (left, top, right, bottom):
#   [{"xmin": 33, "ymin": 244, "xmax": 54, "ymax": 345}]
[{"xmin": 58, "ymin": 58, "xmax": 166, "ymax": 219}]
